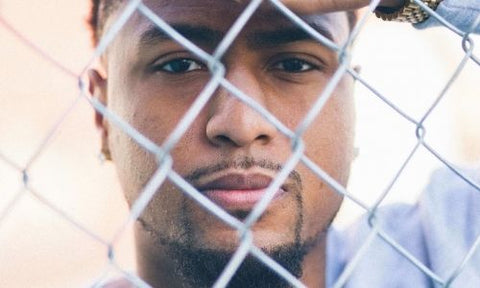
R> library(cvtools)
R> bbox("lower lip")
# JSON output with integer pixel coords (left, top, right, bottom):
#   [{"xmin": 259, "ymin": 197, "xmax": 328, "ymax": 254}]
[{"xmin": 204, "ymin": 188, "xmax": 285, "ymax": 210}]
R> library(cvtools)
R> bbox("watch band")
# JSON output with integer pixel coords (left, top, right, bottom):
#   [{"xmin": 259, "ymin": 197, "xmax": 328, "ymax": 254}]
[{"xmin": 375, "ymin": 0, "xmax": 443, "ymax": 23}]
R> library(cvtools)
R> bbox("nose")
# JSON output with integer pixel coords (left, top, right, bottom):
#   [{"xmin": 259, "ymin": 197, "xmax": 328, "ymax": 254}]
[{"xmin": 206, "ymin": 67, "xmax": 276, "ymax": 148}]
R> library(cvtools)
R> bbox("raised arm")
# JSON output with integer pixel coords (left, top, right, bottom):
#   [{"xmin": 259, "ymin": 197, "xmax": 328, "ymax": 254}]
[
  {"xmin": 282, "ymin": 0, "xmax": 480, "ymax": 34},
  {"xmin": 280, "ymin": 0, "xmax": 404, "ymax": 13}
]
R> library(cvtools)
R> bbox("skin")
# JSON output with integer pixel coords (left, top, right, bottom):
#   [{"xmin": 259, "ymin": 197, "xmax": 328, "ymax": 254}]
[{"xmin": 90, "ymin": 0, "xmax": 359, "ymax": 287}]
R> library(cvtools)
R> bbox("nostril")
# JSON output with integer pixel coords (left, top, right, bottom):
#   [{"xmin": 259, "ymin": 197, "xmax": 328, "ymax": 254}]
[
  {"xmin": 256, "ymin": 134, "xmax": 271, "ymax": 144},
  {"xmin": 214, "ymin": 134, "xmax": 233, "ymax": 145},
  {"xmin": 206, "ymin": 97, "xmax": 277, "ymax": 147}
]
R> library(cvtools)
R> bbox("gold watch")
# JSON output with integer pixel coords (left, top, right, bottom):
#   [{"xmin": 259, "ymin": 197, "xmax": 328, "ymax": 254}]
[{"xmin": 375, "ymin": 0, "xmax": 443, "ymax": 23}]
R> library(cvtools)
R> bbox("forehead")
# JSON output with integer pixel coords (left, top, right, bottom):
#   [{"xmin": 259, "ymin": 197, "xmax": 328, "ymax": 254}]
[{"xmin": 108, "ymin": 0, "xmax": 349, "ymax": 48}]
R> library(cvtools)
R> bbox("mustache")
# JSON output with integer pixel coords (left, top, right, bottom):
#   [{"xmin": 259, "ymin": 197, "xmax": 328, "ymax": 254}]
[{"xmin": 183, "ymin": 157, "xmax": 302, "ymax": 188}]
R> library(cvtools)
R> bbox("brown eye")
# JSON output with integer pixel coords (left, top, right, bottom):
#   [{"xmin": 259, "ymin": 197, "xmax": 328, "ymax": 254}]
[
  {"xmin": 272, "ymin": 58, "xmax": 316, "ymax": 73},
  {"xmin": 157, "ymin": 58, "xmax": 205, "ymax": 73}
]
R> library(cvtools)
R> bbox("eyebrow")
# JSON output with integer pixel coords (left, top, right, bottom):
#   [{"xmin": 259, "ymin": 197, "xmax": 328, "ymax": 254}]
[
  {"xmin": 139, "ymin": 24, "xmax": 224, "ymax": 49},
  {"xmin": 248, "ymin": 23, "xmax": 335, "ymax": 48},
  {"xmin": 138, "ymin": 22, "xmax": 334, "ymax": 51}
]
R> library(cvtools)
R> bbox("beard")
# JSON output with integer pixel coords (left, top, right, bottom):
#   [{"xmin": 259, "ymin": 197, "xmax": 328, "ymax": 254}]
[
  {"xmin": 135, "ymin": 158, "xmax": 333, "ymax": 287},
  {"xmin": 137, "ymin": 192, "xmax": 318, "ymax": 288},
  {"xmin": 165, "ymin": 240, "xmax": 312, "ymax": 288},
  {"xmin": 171, "ymin": 158, "xmax": 306, "ymax": 287}
]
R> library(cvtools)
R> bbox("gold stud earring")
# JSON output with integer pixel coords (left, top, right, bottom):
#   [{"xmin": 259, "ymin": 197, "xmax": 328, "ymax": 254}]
[{"xmin": 99, "ymin": 147, "xmax": 112, "ymax": 162}]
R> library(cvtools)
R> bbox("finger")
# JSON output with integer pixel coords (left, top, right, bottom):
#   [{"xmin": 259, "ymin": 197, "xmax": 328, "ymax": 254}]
[{"xmin": 280, "ymin": 0, "xmax": 370, "ymax": 14}]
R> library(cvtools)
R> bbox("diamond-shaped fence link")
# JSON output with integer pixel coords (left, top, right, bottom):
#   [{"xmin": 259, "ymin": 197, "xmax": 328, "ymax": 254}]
[{"xmin": 1, "ymin": 0, "xmax": 479, "ymax": 287}]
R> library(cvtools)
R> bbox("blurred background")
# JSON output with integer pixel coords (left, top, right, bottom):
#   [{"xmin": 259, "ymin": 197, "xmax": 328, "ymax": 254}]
[{"xmin": 0, "ymin": 1, "xmax": 479, "ymax": 287}]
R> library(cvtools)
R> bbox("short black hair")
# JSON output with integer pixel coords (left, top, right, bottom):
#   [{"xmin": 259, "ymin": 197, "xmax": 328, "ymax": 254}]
[
  {"xmin": 88, "ymin": 0, "xmax": 358, "ymax": 46},
  {"xmin": 88, "ymin": 0, "xmax": 121, "ymax": 46}
]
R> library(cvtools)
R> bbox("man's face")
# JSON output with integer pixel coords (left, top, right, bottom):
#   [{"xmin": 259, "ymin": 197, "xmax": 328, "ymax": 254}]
[{"xmin": 97, "ymin": 0, "xmax": 354, "ymax": 259}]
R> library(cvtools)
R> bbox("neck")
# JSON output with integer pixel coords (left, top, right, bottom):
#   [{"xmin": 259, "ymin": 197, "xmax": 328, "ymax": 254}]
[
  {"xmin": 135, "ymin": 226, "xmax": 183, "ymax": 288},
  {"xmin": 134, "ymin": 224, "xmax": 327, "ymax": 288},
  {"xmin": 299, "ymin": 237, "xmax": 327, "ymax": 288}
]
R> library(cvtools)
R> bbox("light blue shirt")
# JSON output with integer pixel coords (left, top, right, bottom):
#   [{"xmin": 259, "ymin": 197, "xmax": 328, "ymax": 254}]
[
  {"xmin": 416, "ymin": 0, "xmax": 480, "ymax": 33},
  {"xmin": 327, "ymin": 3, "xmax": 480, "ymax": 284},
  {"xmin": 327, "ymin": 167, "xmax": 480, "ymax": 287}
]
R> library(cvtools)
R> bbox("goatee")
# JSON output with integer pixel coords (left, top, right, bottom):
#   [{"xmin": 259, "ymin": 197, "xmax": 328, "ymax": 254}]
[{"xmin": 167, "ymin": 241, "xmax": 310, "ymax": 288}]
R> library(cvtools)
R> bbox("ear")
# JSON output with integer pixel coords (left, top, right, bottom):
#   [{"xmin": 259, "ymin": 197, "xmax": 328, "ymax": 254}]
[{"xmin": 88, "ymin": 69, "xmax": 111, "ymax": 159}]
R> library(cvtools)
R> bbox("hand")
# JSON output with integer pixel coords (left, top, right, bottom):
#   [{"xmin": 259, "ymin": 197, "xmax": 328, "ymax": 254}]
[{"xmin": 280, "ymin": 0, "xmax": 405, "ymax": 14}]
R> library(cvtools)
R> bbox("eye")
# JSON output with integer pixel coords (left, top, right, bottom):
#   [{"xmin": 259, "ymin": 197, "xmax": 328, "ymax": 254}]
[
  {"xmin": 156, "ymin": 58, "xmax": 205, "ymax": 73},
  {"xmin": 272, "ymin": 58, "xmax": 317, "ymax": 73}
]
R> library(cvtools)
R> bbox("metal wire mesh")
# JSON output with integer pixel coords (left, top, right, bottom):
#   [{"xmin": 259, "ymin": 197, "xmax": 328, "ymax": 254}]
[{"xmin": 1, "ymin": 0, "xmax": 479, "ymax": 287}]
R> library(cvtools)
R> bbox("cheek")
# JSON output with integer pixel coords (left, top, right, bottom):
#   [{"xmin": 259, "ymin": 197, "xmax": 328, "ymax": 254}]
[
  {"xmin": 299, "ymin": 79, "xmax": 355, "ymax": 237},
  {"xmin": 107, "ymin": 77, "xmax": 210, "ymax": 205},
  {"xmin": 301, "ymin": 166, "xmax": 343, "ymax": 240},
  {"xmin": 303, "ymin": 78, "xmax": 355, "ymax": 185},
  {"xmin": 106, "ymin": 83, "xmax": 181, "ymax": 204},
  {"xmin": 109, "ymin": 125, "xmax": 157, "ymax": 205}
]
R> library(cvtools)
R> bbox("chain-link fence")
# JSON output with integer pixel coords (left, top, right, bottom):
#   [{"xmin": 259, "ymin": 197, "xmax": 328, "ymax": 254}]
[{"xmin": 1, "ymin": 0, "xmax": 480, "ymax": 287}]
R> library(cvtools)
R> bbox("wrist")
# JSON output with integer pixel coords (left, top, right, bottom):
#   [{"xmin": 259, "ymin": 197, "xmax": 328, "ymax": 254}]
[{"xmin": 375, "ymin": 0, "xmax": 443, "ymax": 23}]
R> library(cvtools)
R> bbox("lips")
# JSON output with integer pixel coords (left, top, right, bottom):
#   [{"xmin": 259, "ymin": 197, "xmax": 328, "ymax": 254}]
[{"xmin": 195, "ymin": 174, "xmax": 286, "ymax": 211}]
